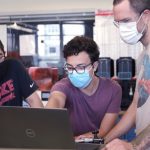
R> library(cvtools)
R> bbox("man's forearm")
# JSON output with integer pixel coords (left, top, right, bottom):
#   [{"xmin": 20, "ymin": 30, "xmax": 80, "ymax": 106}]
[{"xmin": 105, "ymin": 101, "xmax": 136, "ymax": 143}]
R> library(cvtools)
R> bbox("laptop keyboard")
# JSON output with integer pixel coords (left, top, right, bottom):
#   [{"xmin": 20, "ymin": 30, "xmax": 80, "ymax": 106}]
[
  {"xmin": 75, "ymin": 143, "xmax": 102, "ymax": 150},
  {"xmin": 0, "ymin": 143, "xmax": 102, "ymax": 150}
]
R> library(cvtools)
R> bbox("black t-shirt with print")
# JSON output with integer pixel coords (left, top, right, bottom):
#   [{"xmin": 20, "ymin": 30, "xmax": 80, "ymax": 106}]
[{"xmin": 0, "ymin": 58, "xmax": 38, "ymax": 106}]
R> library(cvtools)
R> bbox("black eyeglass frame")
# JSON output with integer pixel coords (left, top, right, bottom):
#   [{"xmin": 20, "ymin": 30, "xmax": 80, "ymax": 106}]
[{"xmin": 64, "ymin": 63, "xmax": 93, "ymax": 74}]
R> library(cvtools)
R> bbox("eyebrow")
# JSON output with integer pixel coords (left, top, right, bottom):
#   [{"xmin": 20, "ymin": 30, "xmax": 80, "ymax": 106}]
[
  {"xmin": 115, "ymin": 17, "xmax": 132, "ymax": 23},
  {"xmin": 66, "ymin": 63, "xmax": 88, "ymax": 67}
]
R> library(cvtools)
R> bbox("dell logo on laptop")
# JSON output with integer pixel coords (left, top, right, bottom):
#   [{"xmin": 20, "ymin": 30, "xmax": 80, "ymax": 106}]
[{"xmin": 25, "ymin": 128, "xmax": 36, "ymax": 138}]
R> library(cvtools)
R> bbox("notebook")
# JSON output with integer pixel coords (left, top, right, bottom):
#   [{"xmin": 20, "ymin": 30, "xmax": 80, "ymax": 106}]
[{"xmin": 0, "ymin": 107, "xmax": 76, "ymax": 150}]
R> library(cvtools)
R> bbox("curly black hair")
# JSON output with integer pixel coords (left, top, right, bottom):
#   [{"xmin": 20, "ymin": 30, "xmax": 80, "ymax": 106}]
[{"xmin": 63, "ymin": 36, "xmax": 100, "ymax": 64}]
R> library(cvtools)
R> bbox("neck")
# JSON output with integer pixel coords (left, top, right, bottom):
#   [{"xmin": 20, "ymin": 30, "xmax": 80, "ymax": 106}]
[
  {"xmin": 81, "ymin": 75, "xmax": 99, "ymax": 96},
  {"xmin": 141, "ymin": 23, "xmax": 150, "ymax": 47}
]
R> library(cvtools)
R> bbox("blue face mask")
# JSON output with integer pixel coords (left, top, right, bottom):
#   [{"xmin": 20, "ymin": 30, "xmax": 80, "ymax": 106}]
[{"xmin": 68, "ymin": 70, "xmax": 92, "ymax": 89}]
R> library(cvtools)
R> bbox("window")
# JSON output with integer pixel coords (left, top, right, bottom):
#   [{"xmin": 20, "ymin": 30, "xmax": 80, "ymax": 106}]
[
  {"xmin": 63, "ymin": 24, "xmax": 85, "ymax": 45},
  {"xmin": 37, "ymin": 23, "xmax": 85, "ymax": 61},
  {"xmin": 37, "ymin": 24, "xmax": 60, "ymax": 59}
]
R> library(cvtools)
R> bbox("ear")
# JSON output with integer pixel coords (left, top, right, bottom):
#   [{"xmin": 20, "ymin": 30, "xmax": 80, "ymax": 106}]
[
  {"xmin": 143, "ymin": 9, "xmax": 150, "ymax": 23},
  {"xmin": 93, "ymin": 61, "xmax": 99, "ymax": 72}
]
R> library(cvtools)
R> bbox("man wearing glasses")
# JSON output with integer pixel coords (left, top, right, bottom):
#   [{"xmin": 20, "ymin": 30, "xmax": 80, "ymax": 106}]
[
  {"xmin": 103, "ymin": 0, "xmax": 150, "ymax": 149},
  {"xmin": 46, "ymin": 36, "xmax": 122, "ymax": 140}
]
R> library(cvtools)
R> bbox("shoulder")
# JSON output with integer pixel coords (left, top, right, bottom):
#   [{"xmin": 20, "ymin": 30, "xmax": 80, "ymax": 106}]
[
  {"xmin": 99, "ymin": 77, "xmax": 115, "ymax": 85},
  {"xmin": 1, "ymin": 58, "xmax": 23, "ymax": 71},
  {"xmin": 5, "ymin": 58, "xmax": 19, "ymax": 63},
  {"xmin": 51, "ymin": 77, "xmax": 74, "ymax": 94},
  {"xmin": 53, "ymin": 77, "xmax": 72, "ymax": 88},
  {"xmin": 4, "ymin": 58, "xmax": 28, "ymax": 77},
  {"xmin": 4, "ymin": 58, "xmax": 22, "ymax": 67},
  {"xmin": 99, "ymin": 77, "xmax": 121, "ymax": 89}
]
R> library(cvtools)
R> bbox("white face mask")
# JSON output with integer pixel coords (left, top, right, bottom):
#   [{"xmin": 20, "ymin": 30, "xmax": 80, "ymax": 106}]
[{"xmin": 119, "ymin": 14, "xmax": 145, "ymax": 45}]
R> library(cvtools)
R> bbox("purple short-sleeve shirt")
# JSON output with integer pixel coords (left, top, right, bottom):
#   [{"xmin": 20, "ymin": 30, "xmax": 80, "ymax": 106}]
[{"xmin": 51, "ymin": 77, "xmax": 122, "ymax": 136}]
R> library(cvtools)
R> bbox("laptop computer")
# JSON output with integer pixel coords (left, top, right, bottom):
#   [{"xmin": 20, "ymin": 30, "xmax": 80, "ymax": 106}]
[
  {"xmin": 0, "ymin": 107, "xmax": 102, "ymax": 150},
  {"xmin": 0, "ymin": 107, "xmax": 76, "ymax": 150}
]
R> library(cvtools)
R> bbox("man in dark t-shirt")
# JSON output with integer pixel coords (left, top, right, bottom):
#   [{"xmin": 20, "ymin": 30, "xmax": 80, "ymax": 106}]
[
  {"xmin": 0, "ymin": 40, "xmax": 43, "ymax": 107},
  {"xmin": 46, "ymin": 36, "xmax": 122, "ymax": 139}
]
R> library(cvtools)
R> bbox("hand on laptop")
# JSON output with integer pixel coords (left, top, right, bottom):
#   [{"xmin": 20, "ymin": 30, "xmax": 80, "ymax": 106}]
[
  {"xmin": 75, "ymin": 131, "xmax": 104, "ymax": 144},
  {"xmin": 75, "ymin": 135, "xmax": 93, "ymax": 143},
  {"xmin": 75, "ymin": 132, "xmax": 93, "ymax": 141},
  {"xmin": 75, "ymin": 137, "xmax": 94, "ymax": 143}
]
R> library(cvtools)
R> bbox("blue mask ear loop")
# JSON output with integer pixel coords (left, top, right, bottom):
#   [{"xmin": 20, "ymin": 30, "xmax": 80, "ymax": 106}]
[
  {"xmin": 87, "ymin": 63, "xmax": 96, "ymax": 80},
  {"xmin": 92, "ymin": 61, "xmax": 99, "ymax": 75}
]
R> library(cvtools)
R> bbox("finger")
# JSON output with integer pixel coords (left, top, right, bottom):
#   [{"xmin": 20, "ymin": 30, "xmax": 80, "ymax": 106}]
[{"xmin": 75, "ymin": 135, "xmax": 86, "ymax": 140}]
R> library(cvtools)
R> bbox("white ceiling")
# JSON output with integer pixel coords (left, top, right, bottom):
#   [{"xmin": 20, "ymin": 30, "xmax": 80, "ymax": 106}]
[{"xmin": 0, "ymin": 0, "xmax": 113, "ymax": 15}]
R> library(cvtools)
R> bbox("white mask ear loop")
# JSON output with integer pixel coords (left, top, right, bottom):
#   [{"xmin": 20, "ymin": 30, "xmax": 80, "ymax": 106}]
[
  {"xmin": 137, "ymin": 13, "xmax": 146, "ymax": 34},
  {"xmin": 137, "ymin": 13, "xmax": 143, "ymax": 23},
  {"xmin": 141, "ymin": 24, "xmax": 146, "ymax": 34}
]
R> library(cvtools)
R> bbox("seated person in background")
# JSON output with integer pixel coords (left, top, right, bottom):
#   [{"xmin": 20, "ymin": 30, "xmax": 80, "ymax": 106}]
[
  {"xmin": 0, "ymin": 40, "xmax": 43, "ymax": 107},
  {"xmin": 46, "ymin": 36, "xmax": 122, "ymax": 139}
]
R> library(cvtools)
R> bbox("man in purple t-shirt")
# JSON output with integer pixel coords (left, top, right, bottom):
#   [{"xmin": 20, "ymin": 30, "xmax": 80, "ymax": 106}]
[{"xmin": 46, "ymin": 36, "xmax": 122, "ymax": 140}]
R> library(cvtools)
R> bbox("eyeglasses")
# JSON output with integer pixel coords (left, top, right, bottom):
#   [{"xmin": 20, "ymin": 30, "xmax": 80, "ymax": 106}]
[{"xmin": 64, "ymin": 63, "xmax": 92, "ymax": 74}]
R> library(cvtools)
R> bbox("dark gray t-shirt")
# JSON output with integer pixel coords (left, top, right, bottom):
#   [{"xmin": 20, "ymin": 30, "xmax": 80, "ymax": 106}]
[{"xmin": 51, "ymin": 77, "xmax": 122, "ymax": 136}]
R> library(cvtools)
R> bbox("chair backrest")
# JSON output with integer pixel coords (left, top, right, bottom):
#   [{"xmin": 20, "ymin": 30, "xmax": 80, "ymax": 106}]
[
  {"xmin": 97, "ymin": 57, "xmax": 114, "ymax": 78},
  {"xmin": 28, "ymin": 67, "xmax": 59, "ymax": 91},
  {"xmin": 116, "ymin": 57, "xmax": 135, "ymax": 80}
]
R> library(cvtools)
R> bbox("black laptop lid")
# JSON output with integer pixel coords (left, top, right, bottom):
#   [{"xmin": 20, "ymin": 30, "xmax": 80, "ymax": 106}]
[{"xmin": 0, "ymin": 107, "xmax": 75, "ymax": 149}]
